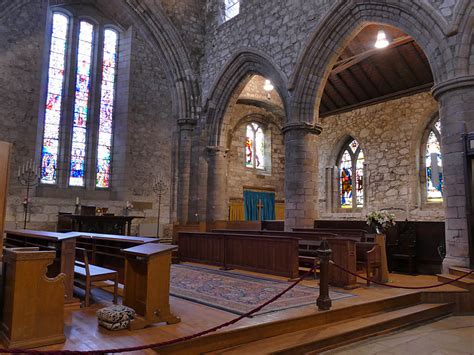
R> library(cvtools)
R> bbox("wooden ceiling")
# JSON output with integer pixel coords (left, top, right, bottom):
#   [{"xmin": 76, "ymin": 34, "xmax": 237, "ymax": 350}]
[{"xmin": 320, "ymin": 24, "xmax": 433, "ymax": 117}]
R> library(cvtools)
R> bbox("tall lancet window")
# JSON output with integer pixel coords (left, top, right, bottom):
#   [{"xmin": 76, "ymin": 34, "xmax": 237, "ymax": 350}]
[
  {"xmin": 39, "ymin": 9, "xmax": 120, "ymax": 190},
  {"xmin": 69, "ymin": 21, "xmax": 94, "ymax": 187},
  {"xmin": 424, "ymin": 119, "xmax": 443, "ymax": 202},
  {"xmin": 41, "ymin": 12, "xmax": 69, "ymax": 184},
  {"xmin": 224, "ymin": 0, "xmax": 239, "ymax": 22},
  {"xmin": 339, "ymin": 139, "xmax": 364, "ymax": 209},
  {"xmin": 96, "ymin": 29, "xmax": 118, "ymax": 188},
  {"xmin": 245, "ymin": 123, "xmax": 265, "ymax": 170}
]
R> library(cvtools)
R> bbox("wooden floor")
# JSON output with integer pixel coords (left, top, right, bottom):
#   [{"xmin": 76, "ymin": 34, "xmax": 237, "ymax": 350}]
[{"xmin": 31, "ymin": 263, "xmax": 467, "ymax": 354}]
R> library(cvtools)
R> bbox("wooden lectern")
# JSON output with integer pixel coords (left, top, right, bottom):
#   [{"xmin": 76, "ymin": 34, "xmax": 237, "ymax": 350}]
[
  {"xmin": 0, "ymin": 248, "xmax": 65, "ymax": 348},
  {"xmin": 328, "ymin": 239, "xmax": 358, "ymax": 288},
  {"xmin": 122, "ymin": 243, "xmax": 180, "ymax": 330}
]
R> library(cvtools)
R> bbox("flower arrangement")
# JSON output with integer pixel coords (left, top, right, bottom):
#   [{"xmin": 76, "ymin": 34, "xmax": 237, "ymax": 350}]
[{"xmin": 366, "ymin": 210, "xmax": 396, "ymax": 233}]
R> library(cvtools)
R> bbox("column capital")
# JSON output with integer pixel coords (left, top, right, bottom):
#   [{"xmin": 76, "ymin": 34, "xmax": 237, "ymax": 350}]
[
  {"xmin": 177, "ymin": 118, "xmax": 197, "ymax": 131},
  {"xmin": 282, "ymin": 121, "xmax": 322, "ymax": 135},
  {"xmin": 431, "ymin": 75, "xmax": 474, "ymax": 100},
  {"xmin": 206, "ymin": 145, "xmax": 228, "ymax": 156}
]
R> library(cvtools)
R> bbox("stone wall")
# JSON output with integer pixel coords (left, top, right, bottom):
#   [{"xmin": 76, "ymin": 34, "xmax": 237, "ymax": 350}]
[
  {"xmin": 0, "ymin": 2, "xmax": 178, "ymax": 237},
  {"xmin": 227, "ymin": 106, "xmax": 285, "ymax": 200},
  {"xmin": 317, "ymin": 92, "xmax": 443, "ymax": 221}
]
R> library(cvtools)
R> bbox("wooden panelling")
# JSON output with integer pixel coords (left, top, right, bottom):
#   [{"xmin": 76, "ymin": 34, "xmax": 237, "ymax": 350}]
[
  {"xmin": 0, "ymin": 141, "xmax": 11, "ymax": 251},
  {"xmin": 178, "ymin": 232, "xmax": 299, "ymax": 278}
]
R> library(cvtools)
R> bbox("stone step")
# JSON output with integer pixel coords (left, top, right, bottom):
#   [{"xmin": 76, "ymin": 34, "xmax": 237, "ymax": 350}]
[
  {"xmin": 449, "ymin": 266, "xmax": 474, "ymax": 280},
  {"xmin": 437, "ymin": 273, "xmax": 474, "ymax": 291},
  {"xmin": 210, "ymin": 303, "xmax": 454, "ymax": 355}
]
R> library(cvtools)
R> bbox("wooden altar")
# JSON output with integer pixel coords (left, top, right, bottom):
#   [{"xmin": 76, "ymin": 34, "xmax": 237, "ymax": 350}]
[{"xmin": 59, "ymin": 215, "xmax": 144, "ymax": 235}]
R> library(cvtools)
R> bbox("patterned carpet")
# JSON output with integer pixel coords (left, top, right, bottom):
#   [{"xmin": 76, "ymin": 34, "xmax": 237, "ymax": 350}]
[{"xmin": 170, "ymin": 264, "xmax": 354, "ymax": 316}]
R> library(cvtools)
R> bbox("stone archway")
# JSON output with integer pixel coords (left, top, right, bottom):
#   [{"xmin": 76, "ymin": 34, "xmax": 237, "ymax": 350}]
[{"xmin": 203, "ymin": 49, "xmax": 290, "ymax": 222}]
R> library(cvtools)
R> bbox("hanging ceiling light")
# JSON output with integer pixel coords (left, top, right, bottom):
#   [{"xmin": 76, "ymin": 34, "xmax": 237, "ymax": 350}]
[
  {"xmin": 374, "ymin": 30, "xmax": 389, "ymax": 49},
  {"xmin": 263, "ymin": 79, "xmax": 274, "ymax": 92}
]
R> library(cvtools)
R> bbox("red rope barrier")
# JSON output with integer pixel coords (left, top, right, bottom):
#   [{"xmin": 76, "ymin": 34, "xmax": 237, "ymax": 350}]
[
  {"xmin": 0, "ymin": 265, "xmax": 318, "ymax": 355},
  {"xmin": 330, "ymin": 260, "xmax": 474, "ymax": 289}
]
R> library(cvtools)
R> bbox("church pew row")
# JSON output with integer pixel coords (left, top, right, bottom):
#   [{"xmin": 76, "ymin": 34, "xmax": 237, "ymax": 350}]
[
  {"xmin": 180, "ymin": 231, "xmax": 381, "ymax": 287},
  {"xmin": 178, "ymin": 232, "xmax": 300, "ymax": 278}
]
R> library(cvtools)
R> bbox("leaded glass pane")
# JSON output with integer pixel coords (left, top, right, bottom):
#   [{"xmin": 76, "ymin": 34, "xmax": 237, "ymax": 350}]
[
  {"xmin": 426, "ymin": 129, "xmax": 443, "ymax": 201},
  {"xmin": 224, "ymin": 0, "xmax": 239, "ymax": 21},
  {"xmin": 41, "ymin": 12, "xmax": 69, "ymax": 184},
  {"xmin": 349, "ymin": 140, "xmax": 359, "ymax": 153},
  {"xmin": 96, "ymin": 29, "xmax": 118, "ymax": 188},
  {"xmin": 245, "ymin": 124, "xmax": 253, "ymax": 168},
  {"xmin": 69, "ymin": 21, "xmax": 94, "ymax": 187},
  {"xmin": 255, "ymin": 127, "xmax": 265, "ymax": 170},
  {"xmin": 356, "ymin": 150, "xmax": 364, "ymax": 207},
  {"xmin": 340, "ymin": 150, "xmax": 353, "ymax": 208}
]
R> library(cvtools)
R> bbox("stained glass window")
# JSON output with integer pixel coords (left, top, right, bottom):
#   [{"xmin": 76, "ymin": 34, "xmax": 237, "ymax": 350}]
[
  {"xmin": 245, "ymin": 123, "xmax": 265, "ymax": 170},
  {"xmin": 96, "ymin": 29, "xmax": 118, "ymax": 188},
  {"xmin": 41, "ymin": 12, "xmax": 69, "ymax": 184},
  {"xmin": 425, "ymin": 119, "xmax": 443, "ymax": 202},
  {"xmin": 339, "ymin": 139, "xmax": 364, "ymax": 209},
  {"xmin": 69, "ymin": 21, "xmax": 94, "ymax": 187},
  {"xmin": 224, "ymin": 0, "xmax": 239, "ymax": 21}
]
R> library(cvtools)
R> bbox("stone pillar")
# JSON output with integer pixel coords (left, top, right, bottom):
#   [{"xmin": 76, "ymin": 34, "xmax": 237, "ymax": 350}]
[
  {"xmin": 282, "ymin": 122, "xmax": 322, "ymax": 231},
  {"xmin": 176, "ymin": 119, "xmax": 196, "ymax": 225},
  {"xmin": 432, "ymin": 76, "xmax": 474, "ymax": 269},
  {"xmin": 206, "ymin": 146, "xmax": 229, "ymax": 222}
]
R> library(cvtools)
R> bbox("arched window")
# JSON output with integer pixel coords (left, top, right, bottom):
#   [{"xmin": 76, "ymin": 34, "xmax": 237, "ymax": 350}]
[
  {"xmin": 40, "ymin": 11, "xmax": 119, "ymax": 189},
  {"xmin": 245, "ymin": 123, "xmax": 265, "ymax": 170},
  {"xmin": 338, "ymin": 139, "xmax": 364, "ymax": 209},
  {"xmin": 223, "ymin": 0, "xmax": 239, "ymax": 22},
  {"xmin": 423, "ymin": 118, "xmax": 443, "ymax": 202}
]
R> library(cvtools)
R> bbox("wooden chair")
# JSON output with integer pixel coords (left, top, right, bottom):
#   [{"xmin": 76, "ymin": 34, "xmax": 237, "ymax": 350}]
[
  {"xmin": 389, "ymin": 224, "xmax": 417, "ymax": 274},
  {"xmin": 356, "ymin": 242, "xmax": 381, "ymax": 286},
  {"xmin": 74, "ymin": 248, "xmax": 118, "ymax": 307}
]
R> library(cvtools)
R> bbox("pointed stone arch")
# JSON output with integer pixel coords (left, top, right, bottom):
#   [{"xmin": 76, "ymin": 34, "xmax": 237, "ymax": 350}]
[
  {"xmin": 205, "ymin": 49, "xmax": 290, "ymax": 147},
  {"xmin": 289, "ymin": 0, "xmax": 452, "ymax": 125}
]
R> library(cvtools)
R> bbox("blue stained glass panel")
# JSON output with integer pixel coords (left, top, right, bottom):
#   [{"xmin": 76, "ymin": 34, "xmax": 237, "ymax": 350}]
[
  {"xmin": 69, "ymin": 21, "xmax": 94, "ymax": 187},
  {"xmin": 41, "ymin": 12, "xmax": 69, "ymax": 184},
  {"xmin": 96, "ymin": 29, "xmax": 118, "ymax": 188}
]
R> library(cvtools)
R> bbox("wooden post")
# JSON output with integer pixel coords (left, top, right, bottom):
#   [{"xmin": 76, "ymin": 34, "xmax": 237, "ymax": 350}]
[{"xmin": 316, "ymin": 240, "xmax": 332, "ymax": 311}]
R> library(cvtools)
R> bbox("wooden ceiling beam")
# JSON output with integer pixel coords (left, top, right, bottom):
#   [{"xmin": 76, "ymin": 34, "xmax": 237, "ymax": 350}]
[
  {"xmin": 332, "ymin": 36, "xmax": 414, "ymax": 75},
  {"xmin": 320, "ymin": 83, "xmax": 433, "ymax": 118}
]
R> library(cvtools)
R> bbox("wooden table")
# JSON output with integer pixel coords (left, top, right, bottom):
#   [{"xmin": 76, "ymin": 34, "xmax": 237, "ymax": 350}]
[
  {"xmin": 4, "ymin": 229, "xmax": 79, "ymax": 304},
  {"xmin": 62, "ymin": 215, "xmax": 144, "ymax": 235},
  {"xmin": 122, "ymin": 243, "xmax": 179, "ymax": 329}
]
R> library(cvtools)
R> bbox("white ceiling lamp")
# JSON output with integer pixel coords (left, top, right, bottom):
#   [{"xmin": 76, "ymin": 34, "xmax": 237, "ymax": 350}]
[
  {"xmin": 263, "ymin": 79, "xmax": 274, "ymax": 92},
  {"xmin": 374, "ymin": 30, "xmax": 389, "ymax": 49},
  {"xmin": 263, "ymin": 79, "xmax": 274, "ymax": 100}
]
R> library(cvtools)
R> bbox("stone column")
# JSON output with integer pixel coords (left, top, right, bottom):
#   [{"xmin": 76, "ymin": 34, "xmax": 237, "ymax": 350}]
[
  {"xmin": 176, "ymin": 119, "xmax": 196, "ymax": 225},
  {"xmin": 206, "ymin": 146, "xmax": 229, "ymax": 222},
  {"xmin": 432, "ymin": 76, "xmax": 474, "ymax": 269},
  {"xmin": 282, "ymin": 122, "xmax": 322, "ymax": 231}
]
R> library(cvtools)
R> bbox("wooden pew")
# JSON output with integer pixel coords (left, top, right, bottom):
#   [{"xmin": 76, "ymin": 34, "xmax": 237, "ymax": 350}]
[
  {"xmin": 210, "ymin": 229, "xmax": 381, "ymax": 287},
  {"xmin": 74, "ymin": 232, "xmax": 159, "ymax": 283},
  {"xmin": 4, "ymin": 229, "xmax": 79, "ymax": 304},
  {"xmin": 356, "ymin": 242, "xmax": 382, "ymax": 286},
  {"xmin": 293, "ymin": 228, "xmax": 369, "ymax": 241},
  {"xmin": 178, "ymin": 232, "xmax": 300, "ymax": 279},
  {"xmin": 1, "ymin": 247, "xmax": 65, "ymax": 348}
]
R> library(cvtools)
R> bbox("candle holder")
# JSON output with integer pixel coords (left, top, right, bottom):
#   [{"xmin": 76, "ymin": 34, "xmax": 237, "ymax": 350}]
[
  {"xmin": 17, "ymin": 160, "xmax": 40, "ymax": 229},
  {"xmin": 151, "ymin": 176, "xmax": 167, "ymax": 238}
]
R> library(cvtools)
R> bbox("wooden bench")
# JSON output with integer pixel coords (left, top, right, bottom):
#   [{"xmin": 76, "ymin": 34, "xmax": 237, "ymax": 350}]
[{"xmin": 356, "ymin": 242, "xmax": 381, "ymax": 286}]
